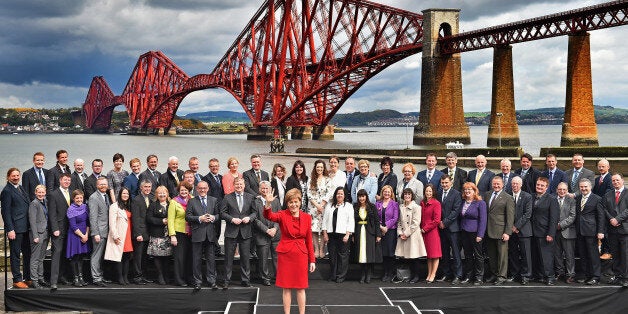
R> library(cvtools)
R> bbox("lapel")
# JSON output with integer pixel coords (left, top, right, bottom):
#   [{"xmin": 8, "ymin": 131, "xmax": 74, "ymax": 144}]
[{"xmin": 15, "ymin": 185, "xmax": 29, "ymax": 203}]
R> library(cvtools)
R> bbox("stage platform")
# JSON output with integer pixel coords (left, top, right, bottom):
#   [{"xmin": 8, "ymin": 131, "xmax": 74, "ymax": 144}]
[{"xmin": 6, "ymin": 275, "xmax": 628, "ymax": 313}]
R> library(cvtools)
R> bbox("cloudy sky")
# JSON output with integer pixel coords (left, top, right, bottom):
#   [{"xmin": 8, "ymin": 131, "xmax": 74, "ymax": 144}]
[{"xmin": 1, "ymin": 0, "xmax": 626, "ymax": 116}]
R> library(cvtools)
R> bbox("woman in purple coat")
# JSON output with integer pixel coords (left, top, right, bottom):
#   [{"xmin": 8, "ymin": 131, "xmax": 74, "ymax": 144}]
[
  {"xmin": 459, "ymin": 182, "xmax": 487, "ymax": 285},
  {"xmin": 375, "ymin": 185, "xmax": 399, "ymax": 282},
  {"xmin": 66, "ymin": 190, "xmax": 90, "ymax": 287}
]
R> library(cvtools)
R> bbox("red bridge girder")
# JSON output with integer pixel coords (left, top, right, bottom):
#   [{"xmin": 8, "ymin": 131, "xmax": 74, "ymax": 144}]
[{"xmin": 440, "ymin": 0, "xmax": 628, "ymax": 54}]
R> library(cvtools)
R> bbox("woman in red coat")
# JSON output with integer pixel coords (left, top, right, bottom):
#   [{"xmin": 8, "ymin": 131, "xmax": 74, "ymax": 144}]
[
  {"xmin": 264, "ymin": 188, "xmax": 316, "ymax": 314},
  {"xmin": 420, "ymin": 184, "xmax": 442, "ymax": 283}
]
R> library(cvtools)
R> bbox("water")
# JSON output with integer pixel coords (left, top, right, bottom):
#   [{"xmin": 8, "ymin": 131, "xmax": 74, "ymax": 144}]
[{"xmin": 1, "ymin": 124, "xmax": 627, "ymax": 174}]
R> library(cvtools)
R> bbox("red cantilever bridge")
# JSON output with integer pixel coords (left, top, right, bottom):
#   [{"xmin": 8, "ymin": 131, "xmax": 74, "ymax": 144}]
[{"xmin": 82, "ymin": 0, "xmax": 628, "ymax": 142}]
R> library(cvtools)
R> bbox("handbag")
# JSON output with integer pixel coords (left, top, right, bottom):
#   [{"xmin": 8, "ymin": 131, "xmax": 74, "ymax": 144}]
[{"xmin": 393, "ymin": 264, "xmax": 411, "ymax": 283}]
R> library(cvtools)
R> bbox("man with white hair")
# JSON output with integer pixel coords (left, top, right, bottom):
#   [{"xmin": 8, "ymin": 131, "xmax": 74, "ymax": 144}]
[
  {"xmin": 508, "ymin": 176, "xmax": 533, "ymax": 285},
  {"xmin": 70, "ymin": 158, "xmax": 87, "ymax": 195},
  {"xmin": 160, "ymin": 156, "xmax": 184, "ymax": 198},
  {"xmin": 499, "ymin": 159, "xmax": 517, "ymax": 194}
]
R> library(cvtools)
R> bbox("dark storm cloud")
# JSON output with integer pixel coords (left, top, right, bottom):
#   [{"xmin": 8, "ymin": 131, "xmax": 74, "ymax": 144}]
[
  {"xmin": 0, "ymin": 0, "xmax": 86, "ymax": 18},
  {"xmin": 144, "ymin": 0, "xmax": 252, "ymax": 10}
]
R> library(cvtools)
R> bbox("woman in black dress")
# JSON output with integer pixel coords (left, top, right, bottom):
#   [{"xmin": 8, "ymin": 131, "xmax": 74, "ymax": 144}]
[
  {"xmin": 353, "ymin": 189, "xmax": 382, "ymax": 283},
  {"xmin": 285, "ymin": 160, "xmax": 308, "ymax": 211}
]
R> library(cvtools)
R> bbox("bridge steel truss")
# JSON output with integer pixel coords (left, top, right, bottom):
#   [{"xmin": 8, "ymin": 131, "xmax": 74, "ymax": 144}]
[{"xmin": 439, "ymin": 0, "xmax": 628, "ymax": 54}]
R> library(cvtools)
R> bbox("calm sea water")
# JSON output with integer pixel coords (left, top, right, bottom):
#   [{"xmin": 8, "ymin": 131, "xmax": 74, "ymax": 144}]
[{"xmin": 1, "ymin": 124, "xmax": 627, "ymax": 175}]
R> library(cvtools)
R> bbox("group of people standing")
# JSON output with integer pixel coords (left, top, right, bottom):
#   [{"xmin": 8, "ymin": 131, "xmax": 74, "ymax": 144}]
[{"xmin": 2, "ymin": 149, "xmax": 628, "ymax": 297}]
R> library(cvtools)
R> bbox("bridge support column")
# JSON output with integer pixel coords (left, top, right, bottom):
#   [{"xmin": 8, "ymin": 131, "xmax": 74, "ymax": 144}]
[
  {"xmin": 291, "ymin": 126, "xmax": 312, "ymax": 140},
  {"xmin": 247, "ymin": 126, "xmax": 274, "ymax": 140},
  {"xmin": 414, "ymin": 9, "xmax": 470, "ymax": 145},
  {"xmin": 487, "ymin": 45, "xmax": 520, "ymax": 147},
  {"xmin": 561, "ymin": 32, "xmax": 598, "ymax": 147},
  {"xmin": 312, "ymin": 125, "xmax": 334, "ymax": 140}
]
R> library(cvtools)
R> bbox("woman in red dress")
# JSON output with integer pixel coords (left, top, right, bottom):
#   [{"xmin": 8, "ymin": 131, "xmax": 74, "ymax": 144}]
[
  {"xmin": 420, "ymin": 184, "xmax": 442, "ymax": 283},
  {"xmin": 263, "ymin": 188, "xmax": 316, "ymax": 314}
]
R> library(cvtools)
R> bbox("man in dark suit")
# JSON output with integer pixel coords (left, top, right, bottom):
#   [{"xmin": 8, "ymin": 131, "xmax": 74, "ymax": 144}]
[
  {"xmin": 508, "ymin": 176, "xmax": 534, "ymax": 285},
  {"xmin": 188, "ymin": 156, "xmax": 203, "ymax": 186},
  {"xmin": 484, "ymin": 176, "xmax": 515, "ymax": 285},
  {"xmin": 1, "ymin": 168, "xmax": 32, "ymax": 288},
  {"xmin": 437, "ymin": 174, "xmax": 463, "ymax": 284},
  {"xmin": 514, "ymin": 153, "xmax": 541, "ymax": 194},
  {"xmin": 554, "ymin": 182, "xmax": 577, "ymax": 283},
  {"xmin": 466, "ymin": 154, "xmax": 495, "ymax": 194},
  {"xmin": 70, "ymin": 158, "xmax": 88, "ymax": 195},
  {"xmin": 89, "ymin": 177, "xmax": 111, "ymax": 287},
  {"xmin": 593, "ymin": 159, "xmax": 613, "ymax": 197},
  {"xmin": 186, "ymin": 181, "xmax": 220, "ymax": 290},
  {"xmin": 253, "ymin": 181, "xmax": 281, "ymax": 286},
  {"xmin": 83, "ymin": 159, "xmax": 104, "ymax": 202},
  {"xmin": 138, "ymin": 154, "xmax": 160, "ymax": 194},
  {"xmin": 417, "ymin": 153, "xmax": 444, "ymax": 194},
  {"xmin": 160, "ymin": 156, "xmax": 184, "ymax": 198},
  {"xmin": 531, "ymin": 177, "xmax": 560, "ymax": 285},
  {"xmin": 48, "ymin": 173, "xmax": 73, "ymax": 289},
  {"xmin": 344, "ymin": 157, "xmax": 360, "ymax": 203},
  {"xmin": 498, "ymin": 159, "xmax": 517, "ymax": 195},
  {"xmin": 541, "ymin": 154, "xmax": 568, "ymax": 195},
  {"xmin": 130, "ymin": 180, "xmax": 152, "ymax": 285},
  {"xmin": 442, "ymin": 152, "xmax": 467, "ymax": 192},
  {"xmin": 22, "ymin": 152, "xmax": 50, "ymax": 201},
  {"xmin": 575, "ymin": 178, "xmax": 605, "ymax": 285},
  {"xmin": 601, "ymin": 174, "xmax": 628, "ymax": 286},
  {"xmin": 565, "ymin": 153, "xmax": 595, "ymax": 198},
  {"xmin": 203, "ymin": 158, "xmax": 225, "ymax": 256},
  {"xmin": 123, "ymin": 158, "xmax": 142, "ymax": 197},
  {"xmin": 243, "ymin": 154, "xmax": 270, "ymax": 196},
  {"xmin": 220, "ymin": 177, "xmax": 257, "ymax": 288},
  {"xmin": 47, "ymin": 149, "xmax": 71, "ymax": 192}
]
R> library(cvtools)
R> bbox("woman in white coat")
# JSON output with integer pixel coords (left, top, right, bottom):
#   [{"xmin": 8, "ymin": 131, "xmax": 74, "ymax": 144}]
[
  {"xmin": 322, "ymin": 187, "xmax": 355, "ymax": 283},
  {"xmin": 105, "ymin": 187, "xmax": 133, "ymax": 285},
  {"xmin": 395, "ymin": 188, "xmax": 427, "ymax": 283}
]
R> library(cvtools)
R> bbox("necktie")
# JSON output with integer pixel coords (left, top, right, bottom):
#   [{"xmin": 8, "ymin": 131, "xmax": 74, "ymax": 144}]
[
  {"xmin": 549, "ymin": 171, "xmax": 554, "ymax": 183},
  {"xmin": 514, "ymin": 194, "xmax": 518, "ymax": 206},
  {"xmin": 600, "ymin": 175, "xmax": 604, "ymax": 184},
  {"xmin": 237, "ymin": 194, "xmax": 243, "ymax": 212},
  {"xmin": 581, "ymin": 196, "xmax": 588, "ymax": 211},
  {"xmin": 41, "ymin": 200, "xmax": 48, "ymax": 219},
  {"xmin": 214, "ymin": 175, "xmax": 221, "ymax": 187},
  {"xmin": 347, "ymin": 172, "xmax": 354, "ymax": 189},
  {"xmin": 475, "ymin": 170, "xmax": 482, "ymax": 185},
  {"xmin": 427, "ymin": 171, "xmax": 432, "ymax": 182},
  {"xmin": 103, "ymin": 193, "xmax": 110, "ymax": 208},
  {"xmin": 442, "ymin": 190, "xmax": 448, "ymax": 202},
  {"xmin": 503, "ymin": 174, "xmax": 509, "ymax": 186},
  {"xmin": 81, "ymin": 173, "xmax": 87, "ymax": 184},
  {"xmin": 38, "ymin": 168, "xmax": 45, "ymax": 185},
  {"xmin": 559, "ymin": 197, "xmax": 563, "ymax": 208},
  {"xmin": 521, "ymin": 169, "xmax": 527, "ymax": 178},
  {"xmin": 571, "ymin": 170, "xmax": 580, "ymax": 191},
  {"xmin": 256, "ymin": 171, "xmax": 261, "ymax": 182},
  {"xmin": 195, "ymin": 173, "xmax": 201, "ymax": 183},
  {"xmin": 201, "ymin": 197, "xmax": 207, "ymax": 208},
  {"xmin": 63, "ymin": 189, "xmax": 70, "ymax": 206},
  {"xmin": 616, "ymin": 191, "xmax": 621, "ymax": 204},
  {"xmin": 145, "ymin": 196, "xmax": 149, "ymax": 207},
  {"xmin": 449, "ymin": 169, "xmax": 454, "ymax": 177},
  {"xmin": 174, "ymin": 173, "xmax": 180, "ymax": 185},
  {"xmin": 489, "ymin": 192, "xmax": 498, "ymax": 207}
]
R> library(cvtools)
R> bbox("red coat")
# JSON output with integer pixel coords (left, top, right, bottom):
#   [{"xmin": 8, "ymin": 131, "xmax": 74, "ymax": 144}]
[{"xmin": 264, "ymin": 208, "xmax": 314, "ymax": 289}]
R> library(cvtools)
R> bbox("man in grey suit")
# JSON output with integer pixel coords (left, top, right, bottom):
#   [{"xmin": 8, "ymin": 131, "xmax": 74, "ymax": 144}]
[
  {"xmin": 138, "ymin": 154, "xmax": 160, "ymax": 194},
  {"xmin": 186, "ymin": 181, "xmax": 220, "ymax": 290},
  {"xmin": 484, "ymin": 176, "xmax": 515, "ymax": 285},
  {"xmin": 243, "ymin": 154, "xmax": 270, "ymax": 196},
  {"xmin": 508, "ymin": 176, "xmax": 533, "ymax": 285},
  {"xmin": 253, "ymin": 181, "xmax": 281, "ymax": 286},
  {"xmin": 554, "ymin": 182, "xmax": 577, "ymax": 283},
  {"xmin": 575, "ymin": 178, "xmax": 605, "ymax": 285},
  {"xmin": 565, "ymin": 154, "xmax": 595, "ymax": 198},
  {"xmin": 48, "ymin": 173, "xmax": 73, "ymax": 289},
  {"xmin": 89, "ymin": 177, "xmax": 111, "ymax": 287},
  {"xmin": 220, "ymin": 177, "xmax": 257, "ymax": 288},
  {"xmin": 28, "ymin": 185, "xmax": 49, "ymax": 289},
  {"xmin": 437, "ymin": 175, "xmax": 463, "ymax": 284}
]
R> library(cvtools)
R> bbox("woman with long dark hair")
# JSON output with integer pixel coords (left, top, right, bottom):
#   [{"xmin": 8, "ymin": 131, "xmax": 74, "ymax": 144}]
[
  {"xmin": 104, "ymin": 186, "xmax": 134, "ymax": 285},
  {"xmin": 322, "ymin": 187, "xmax": 354, "ymax": 283},
  {"xmin": 286, "ymin": 160, "xmax": 308, "ymax": 211},
  {"xmin": 353, "ymin": 189, "xmax": 382, "ymax": 283},
  {"xmin": 307, "ymin": 160, "xmax": 334, "ymax": 258}
]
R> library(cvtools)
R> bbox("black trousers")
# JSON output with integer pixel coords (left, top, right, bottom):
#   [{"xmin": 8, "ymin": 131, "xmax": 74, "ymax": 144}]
[
  {"xmin": 192, "ymin": 240, "xmax": 217, "ymax": 285},
  {"xmin": 9, "ymin": 232, "xmax": 31, "ymax": 282},
  {"xmin": 50, "ymin": 233, "xmax": 69, "ymax": 284},
  {"xmin": 577, "ymin": 235, "xmax": 601, "ymax": 280},
  {"xmin": 224, "ymin": 234, "xmax": 251, "ymax": 284},
  {"xmin": 131, "ymin": 239, "xmax": 146, "ymax": 279},
  {"xmin": 327, "ymin": 233, "xmax": 350, "ymax": 281},
  {"xmin": 534, "ymin": 236, "xmax": 555, "ymax": 279},
  {"xmin": 508, "ymin": 234, "xmax": 532, "ymax": 278},
  {"xmin": 461, "ymin": 230, "xmax": 484, "ymax": 281},
  {"xmin": 173, "ymin": 232, "xmax": 192, "ymax": 285},
  {"xmin": 439, "ymin": 229, "xmax": 463, "ymax": 279},
  {"xmin": 607, "ymin": 233, "xmax": 623, "ymax": 277}
]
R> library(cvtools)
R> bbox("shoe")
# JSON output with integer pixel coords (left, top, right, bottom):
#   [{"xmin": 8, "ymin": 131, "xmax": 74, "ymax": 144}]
[
  {"xmin": 607, "ymin": 276, "xmax": 620, "ymax": 285},
  {"xmin": 473, "ymin": 280, "xmax": 483, "ymax": 286},
  {"xmin": 194, "ymin": 284, "xmax": 201, "ymax": 291},
  {"xmin": 25, "ymin": 280, "xmax": 33, "ymax": 287},
  {"xmin": 381, "ymin": 275, "xmax": 390, "ymax": 282},
  {"xmin": 566, "ymin": 277, "xmax": 575, "ymax": 284},
  {"xmin": 94, "ymin": 281, "xmax": 107, "ymax": 287},
  {"xmin": 38, "ymin": 280, "xmax": 50, "ymax": 287},
  {"xmin": 577, "ymin": 278, "xmax": 586, "ymax": 284},
  {"xmin": 102, "ymin": 279, "xmax": 113, "ymax": 284},
  {"xmin": 31, "ymin": 282, "xmax": 43, "ymax": 289},
  {"xmin": 451, "ymin": 278, "xmax": 461, "ymax": 285},
  {"xmin": 409, "ymin": 276, "xmax": 420, "ymax": 284},
  {"xmin": 157, "ymin": 276, "xmax": 166, "ymax": 285},
  {"xmin": 59, "ymin": 278, "xmax": 70, "ymax": 285},
  {"xmin": 586, "ymin": 279, "xmax": 599, "ymax": 285},
  {"xmin": 251, "ymin": 252, "xmax": 258, "ymax": 259},
  {"xmin": 141, "ymin": 278, "xmax": 154, "ymax": 284},
  {"xmin": 241, "ymin": 281, "xmax": 251, "ymax": 287},
  {"xmin": 336, "ymin": 278, "xmax": 344, "ymax": 283},
  {"xmin": 547, "ymin": 279, "xmax": 556, "ymax": 286},
  {"xmin": 262, "ymin": 280, "xmax": 271, "ymax": 286},
  {"xmin": 425, "ymin": 279, "xmax": 434, "ymax": 284},
  {"xmin": 50, "ymin": 284, "xmax": 58, "ymax": 291},
  {"xmin": 209, "ymin": 283, "xmax": 218, "ymax": 290},
  {"xmin": 73, "ymin": 277, "xmax": 81, "ymax": 287},
  {"xmin": 133, "ymin": 278, "xmax": 147, "ymax": 285},
  {"xmin": 485, "ymin": 275, "xmax": 497, "ymax": 283},
  {"xmin": 436, "ymin": 275, "xmax": 449, "ymax": 282},
  {"xmin": 505, "ymin": 277, "xmax": 515, "ymax": 283},
  {"xmin": 520, "ymin": 277, "xmax": 529, "ymax": 285},
  {"xmin": 494, "ymin": 278, "xmax": 506, "ymax": 285},
  {"xmin": 622, "ymin": 281, "xmax": 628, "ymax": 288},
  {"xmin": 460, "ymin": 278, "xmax": 471, "ymax": 284},
  {"xmin": 600, "ymin": 253, "xmax": 612, "ymax": 260},
  {"xmin": 178, "ymin": 283, "xmax": 188, "ymax": 287},
  {"xmin": 78, "ymin": 276, "xmax": 87, "ymax": 287}
]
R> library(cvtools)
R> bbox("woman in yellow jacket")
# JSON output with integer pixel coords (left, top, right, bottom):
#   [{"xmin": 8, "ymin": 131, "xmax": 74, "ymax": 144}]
[{"xmin": 168, "ymin": 182, "xmax": 193, "ymax": 286}]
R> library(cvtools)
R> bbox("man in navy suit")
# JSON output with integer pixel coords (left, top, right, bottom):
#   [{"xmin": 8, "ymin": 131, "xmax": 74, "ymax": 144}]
[
  {"xmin": 83, "ymin": 159, "xmax": 104, "ymax": 202},
  {"xmin": 204, "ymin": 158, "xmax": 225, "ymax": 256},
  {"xmin": 243, "ymin": 154, "xmax": 270, "ymax": 196},
  {"xmin": 344, "ymin": 157, "xmax": 359, "ymax": 203},
  {"xmin": 188, "ymin": 157, "xmax": 203, "ymax": 186},
  {"xmin": 138, "ymin": 154, "xmax": 160, "ymax": 194},
  {"xmin": 593, "ymin": 159, "xmax": 613, "ymax": 197},
  {"xmin": 575, "ymin": 178, "xmax": 605, "ymax": 285},
  {"xmin": 531, "ymin": 177, "xmax": 559, "ymax": 285},
  {"xmin": 603, "ymin": 174, "xmax": 628, "ymax": 287},
  {"xmin": 498, "ymin": 159, "xmax": 517, "ymax": 194},
  {"xmin": 514, "ymin": 153, "xmax": 541, "ymax": 194},
  {"xmin": 22, "ymin": 152, "xmax": 50, "ymax": 201},
  {"xmin": 437, "ymin": 174, "xmax": 463, "ymax": 284},
  {"xmin": 123, "ymin": 158, "xmax": 142, "ymax": 197},
  {"xmin": 442, "ymin": 152, "xmax": 467, "ymax": 192},
  {"xmin": 47, "ymin": 149, "xmax": 71, "ymax": 192},
  {"xmin": 541, "ymin": 154, "xmax": 568, "ymax": 195},
  {"xmin": 1, "ymin": 168, "xmax": 32, "ymax": 288},
  {"xmin": 466, "ymin": 155, "xmax": 494, "ymax": 194},
  {"xmin": 565, "ymin": 154, "xmax": 595, "ymax": 198},
  {"xmin": 48, "ymin": 173, "xmax": 73, "ymax": 289},
  {"xmin": 417, "ymin": 153, "xmax": 443, "ymax": 194}
]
